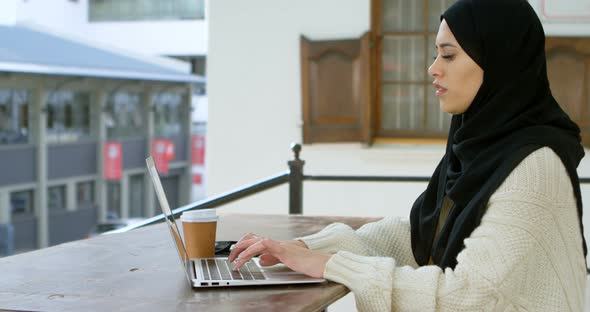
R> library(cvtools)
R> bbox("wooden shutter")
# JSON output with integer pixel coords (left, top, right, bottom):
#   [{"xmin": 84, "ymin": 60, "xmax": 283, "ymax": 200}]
[
  {"xmin": 300, "ymin": 32, "xmax": 373, "ymax": 144},
  {"xmin": 546, "ymin": 38, "xmax": 590, "ymax": 146}
]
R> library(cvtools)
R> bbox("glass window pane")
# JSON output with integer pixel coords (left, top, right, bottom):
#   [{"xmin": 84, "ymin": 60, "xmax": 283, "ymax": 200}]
[
  {"xmin": 46, "ymin": 90, "xmax": 92, "ymax": 144},
  {"xmin": 107, "ymin": 182, "xmax": 121, "ymax": 220},
  {"xmin": 428, "ymin": 0, "xmax": 452, "ymax": 32},
  {"xmin": 382, "ymin": 36, "xmax": 425, "ymax": 82},
  {"xmin": 73, "ymin": 93, "xmax": 91, "ymax": 133},
  {"xmin": 382, "ymin": 0, "xmax": 424, "ymax": 32},
  {"xmin": 88, "ymin": 0, "xmax": 205, "ymax": 22},
  {"xmin": 381, "ymin": 85, "xmax": 425, "ymax": 131},
  {"xmin": 129, "ymin": 174, "xmax": 145, "ymax": 218},
  {"xmin": 106, "ymin": 91, "xmax": 144, "ymax": 139},
  {"xmin": 0, "ymin": 89, "xmax": 30, "ymax": 145},
  {"xmin": 77, "ymin": 181, "xmax": 95, "ymax": 208},
  {"xmin": 154, "ymin": 93, "xmax": 184, "ymax": 138},
  {"xmin": 48, "ymin": 185, "xmax": 66, "ymax": 211},
  {"xmin": 10, "ymin": 190, "xmax": 34, "ymax": 215}
]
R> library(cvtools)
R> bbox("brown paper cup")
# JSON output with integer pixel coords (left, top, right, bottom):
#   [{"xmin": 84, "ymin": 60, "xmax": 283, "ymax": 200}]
[{"xmin": 181, "ymin": 209, "xmax": 217, "ymax": 259}]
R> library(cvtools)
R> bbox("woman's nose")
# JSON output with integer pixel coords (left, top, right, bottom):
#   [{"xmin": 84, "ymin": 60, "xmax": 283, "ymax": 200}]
[{"xmin": 428, "ymin": 59, "xmax": 441, "ymax": 78}]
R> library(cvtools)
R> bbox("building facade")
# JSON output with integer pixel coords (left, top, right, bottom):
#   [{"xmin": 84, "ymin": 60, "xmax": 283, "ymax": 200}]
[
  {"xmin": 0, "ymin": 24, "xmax": 201, "ymax": 254},
  {"xmin": 10, "ymin": 0, "xmax": 211, "ymax": 204}
]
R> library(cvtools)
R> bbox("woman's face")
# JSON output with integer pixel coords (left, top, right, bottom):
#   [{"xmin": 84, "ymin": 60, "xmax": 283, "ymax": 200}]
[{"xmin": 428, "ymin": 19, "xmax": 484, "ymax": 115}]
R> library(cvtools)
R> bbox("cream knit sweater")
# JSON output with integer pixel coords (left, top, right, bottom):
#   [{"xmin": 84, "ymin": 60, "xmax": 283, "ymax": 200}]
[{"xmin": 299, "ymin": 147, "xmax": 587, "ymax": 311}]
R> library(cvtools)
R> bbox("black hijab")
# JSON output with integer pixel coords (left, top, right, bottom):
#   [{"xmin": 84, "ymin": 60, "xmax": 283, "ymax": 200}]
[{"xmin": 410, "ymin": 0, "xmax": 587, "ymax": 269}]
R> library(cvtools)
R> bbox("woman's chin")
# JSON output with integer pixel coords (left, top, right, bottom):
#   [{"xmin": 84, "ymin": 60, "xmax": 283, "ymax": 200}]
[
  {"xmin": 439, "ymin": 102, "xmax": 453, "ymax": 114},
  {"xmin": 440, "ymin": 102, "xmax": 466, "ymax": 115}
]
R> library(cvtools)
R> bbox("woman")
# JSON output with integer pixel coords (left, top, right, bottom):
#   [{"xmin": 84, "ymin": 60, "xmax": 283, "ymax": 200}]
[{"xmin": 230, "ymin": 0, "xmax": 588, "ymax": 310}]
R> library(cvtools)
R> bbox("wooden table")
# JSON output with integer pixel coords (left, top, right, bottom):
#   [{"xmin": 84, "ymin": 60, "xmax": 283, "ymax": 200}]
[{"xmin": 0, "ymin": 214, "xmax": 380, "ymax": 312}]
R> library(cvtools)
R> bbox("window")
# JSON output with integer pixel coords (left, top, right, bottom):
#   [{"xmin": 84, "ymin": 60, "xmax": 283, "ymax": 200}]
[
  {"xmin": 10, "ymin": 190, "xmax": 34, "ymax": 215},
  {"xmin": 192, "ymin": 82, "xmax": 206, "ymax": 96},
  {"xmin": 154, "ymin": 92, "xmax": 184, "ymax": 138},
  {"xmin": 46, "ymin": 90, "xmax": 91, "ymax": 143},
  {"xmin": 372, "ymin": 1, "xmax": 589, "ymax": 142},
  {"xmin": 88, "ymin": 0, "xmax": 205, "ymax": 22},
  {"xmin": 77, "ymin": 181, "xmax": 95, "ymax": 208},
  {"xmin": 106, "ymin": 91, "xmax": 144, "ymax": 139},
  {"xmin": 0, "ymin": 89, "xmax": 30, "ymax": 145},
  {"xmin": 48, "ymin": 185, "xmax": 66, "ymax": 211},
  {"xmin": 374, "ymin": 0, "xmax": 452, "ymax": 138},
  {"xmin": 298, "ymin": 2, "xmax": 588, "ymax": 143},
  {"xmin": 106, "ymin": 182, "xmax": 121, "ymax": 220},
  {"xmin": 300, "ymin": 0, "xmax": 453, "ymax": 143},
  {"xmin": 128, "ymin": 174, "xmax": 144, "ymax": 218}
]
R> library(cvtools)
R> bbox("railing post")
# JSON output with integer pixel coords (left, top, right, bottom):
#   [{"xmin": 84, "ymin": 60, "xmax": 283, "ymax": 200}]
[{"xmin": 288, "ymin": 143, "xmax": 305, "ymax": 214}]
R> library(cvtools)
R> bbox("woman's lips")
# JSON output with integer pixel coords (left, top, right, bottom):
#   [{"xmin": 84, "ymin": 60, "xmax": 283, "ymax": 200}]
[{"xmin": 434, "ymin": 83, "xmax": 447, "ymax": 96}]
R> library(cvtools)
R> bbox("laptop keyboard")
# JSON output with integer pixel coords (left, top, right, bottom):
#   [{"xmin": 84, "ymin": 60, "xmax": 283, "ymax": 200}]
[{"xmin": 200, "ymin": 258, "xmax": 266, "ymax": 281}]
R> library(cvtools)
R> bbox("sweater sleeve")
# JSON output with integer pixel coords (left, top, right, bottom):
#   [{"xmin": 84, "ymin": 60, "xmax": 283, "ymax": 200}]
[
  {"xmin": 322, "ymin": 147, "xmax": 587, "ymax": 311},
  {"xmin": 296, "ymin": 217, "xmax": 418, "ymax": 268}
]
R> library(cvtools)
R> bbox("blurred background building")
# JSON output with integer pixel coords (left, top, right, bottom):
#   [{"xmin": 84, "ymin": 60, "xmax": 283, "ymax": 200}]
[
  {"xmin": 0, "ymin": 0, "xmax": 207, "ymax": 255},
  {"xmin": 13, "ymin": 0, "xmax": 210, "ymax": 201}
]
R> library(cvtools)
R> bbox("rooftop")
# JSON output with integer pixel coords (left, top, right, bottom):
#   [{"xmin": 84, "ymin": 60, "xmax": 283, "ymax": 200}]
[{"xmin": 0, "ymin": 24, "xmax": 203, "ymax": 83}]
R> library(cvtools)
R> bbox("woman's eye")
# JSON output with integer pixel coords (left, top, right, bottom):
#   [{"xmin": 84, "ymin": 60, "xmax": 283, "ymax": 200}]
[{"xmin": 433, "ymin": 55, "xmax": 455, "ymax": 61}]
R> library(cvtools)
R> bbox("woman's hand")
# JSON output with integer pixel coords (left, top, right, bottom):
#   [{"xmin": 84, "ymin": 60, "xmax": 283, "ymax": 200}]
[
  {"xmin": 231, "ymin": 238, "xmax": 332, "ymax": 278},
  {"xmin": 228, "ymin": 232, "xmax": 308, "ymax": 266}
]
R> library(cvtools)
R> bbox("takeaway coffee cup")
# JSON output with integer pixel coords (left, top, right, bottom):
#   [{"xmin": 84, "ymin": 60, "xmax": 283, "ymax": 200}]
[{"xmin": 180, "ymin": 209, "xmax": 218, "ymax": 259}]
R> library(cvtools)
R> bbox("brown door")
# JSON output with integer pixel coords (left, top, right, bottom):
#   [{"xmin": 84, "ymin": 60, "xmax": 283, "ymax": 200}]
[
  {"xmin": 546, "ymin": 38, "xmax": 590, "ymax": 146},
  {"xmin": 300, "ymin": 33, "xmax": 373, "ymax": 144}
]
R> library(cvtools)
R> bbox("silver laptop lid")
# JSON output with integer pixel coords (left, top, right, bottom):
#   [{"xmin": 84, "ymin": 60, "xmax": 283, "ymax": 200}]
[{"xmin": 146, "ymin": 156, "xmax": 192, "ymax": 284}]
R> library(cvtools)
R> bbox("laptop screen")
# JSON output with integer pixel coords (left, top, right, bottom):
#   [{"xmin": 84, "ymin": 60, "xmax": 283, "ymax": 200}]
[{"xmin": 146, "ymin": 156, "xmax": 192, "ymax": 283}]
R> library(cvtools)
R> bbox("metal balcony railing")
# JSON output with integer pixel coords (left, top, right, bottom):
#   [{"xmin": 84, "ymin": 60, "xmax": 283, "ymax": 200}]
[
  {"xmin": 109, "ymin": 143, "xmax": 431, "ymax": 233},
  {"xmin": 109, "ymin": 143, "xmax": 590, "ymax": 273}
]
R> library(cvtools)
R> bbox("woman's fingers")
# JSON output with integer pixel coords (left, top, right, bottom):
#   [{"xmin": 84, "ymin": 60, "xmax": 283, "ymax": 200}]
[
  {"xmin": 233, "ymin": 239, "xmax": 283, "ymax": 270},
  {"xmin": 228, "ymin": 234, "xmax": 305, "ymax": 263},
  {"xmin": 232, "ymin": 240, "xmax": 267, "ymax": 270},
  {"xmin": 227, "ymin": 231, "xmax": 261, "ymax": 262},
  {"xmin": 228, "ymin": 237, "xmax": 261, "ymax": 262},
  {"xmin": 231, "ymin": 238, "xmax": 330, "ymax": 278}
]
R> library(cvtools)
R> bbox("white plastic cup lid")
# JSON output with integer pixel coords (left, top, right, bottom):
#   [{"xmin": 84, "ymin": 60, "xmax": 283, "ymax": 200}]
[{"xmin": 180, "ymin": 209, "xmax": 218, "ymax": 222}]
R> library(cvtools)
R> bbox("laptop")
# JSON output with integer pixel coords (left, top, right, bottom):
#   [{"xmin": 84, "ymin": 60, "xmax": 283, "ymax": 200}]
[{"xmin": 146, "ymin": 156, "xmax": 326, "ymax": 288}]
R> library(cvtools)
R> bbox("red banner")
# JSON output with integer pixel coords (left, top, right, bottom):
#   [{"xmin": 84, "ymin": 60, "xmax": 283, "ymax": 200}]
[
  {"xmin": 192, "ymin": 173, "xmax": 203, "ymax": 185},
  {"xmin": 152, "ymin": 139, "xmax": 175, "ymax": 174},
  {"xmin": 104, "ymin": 142, "xmax": 122, "ymax": 180},
  {"xmin": 165, "ymin": 139, "xmax": 175, "ymax": 160},
  {"xmin": 191, "ymin": 134, "xmax": 206, "ymax": 165}
]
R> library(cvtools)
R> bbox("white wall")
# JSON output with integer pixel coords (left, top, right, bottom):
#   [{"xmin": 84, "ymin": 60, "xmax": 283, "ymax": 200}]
[
  {"xmin": 16, "ymin": 0, "xmax": 207, "ymax": 56},
  {"xmin": 85, "ymin": 20, "xmax": 207, "ymax": 56},
  {"xmin": 16, "ymin": 0, "xmax": 85, "ymax": 31},
  {"xmin": 207, "ymin": 0, "xmax": 397, "ymax": 217},
  {"xmin": 0, "ymin": 0, "xmax": 16, "ymax": 25},
  {"xmin": 529, "ymin": 0, "xmax": 590, "ymax": 36}
]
